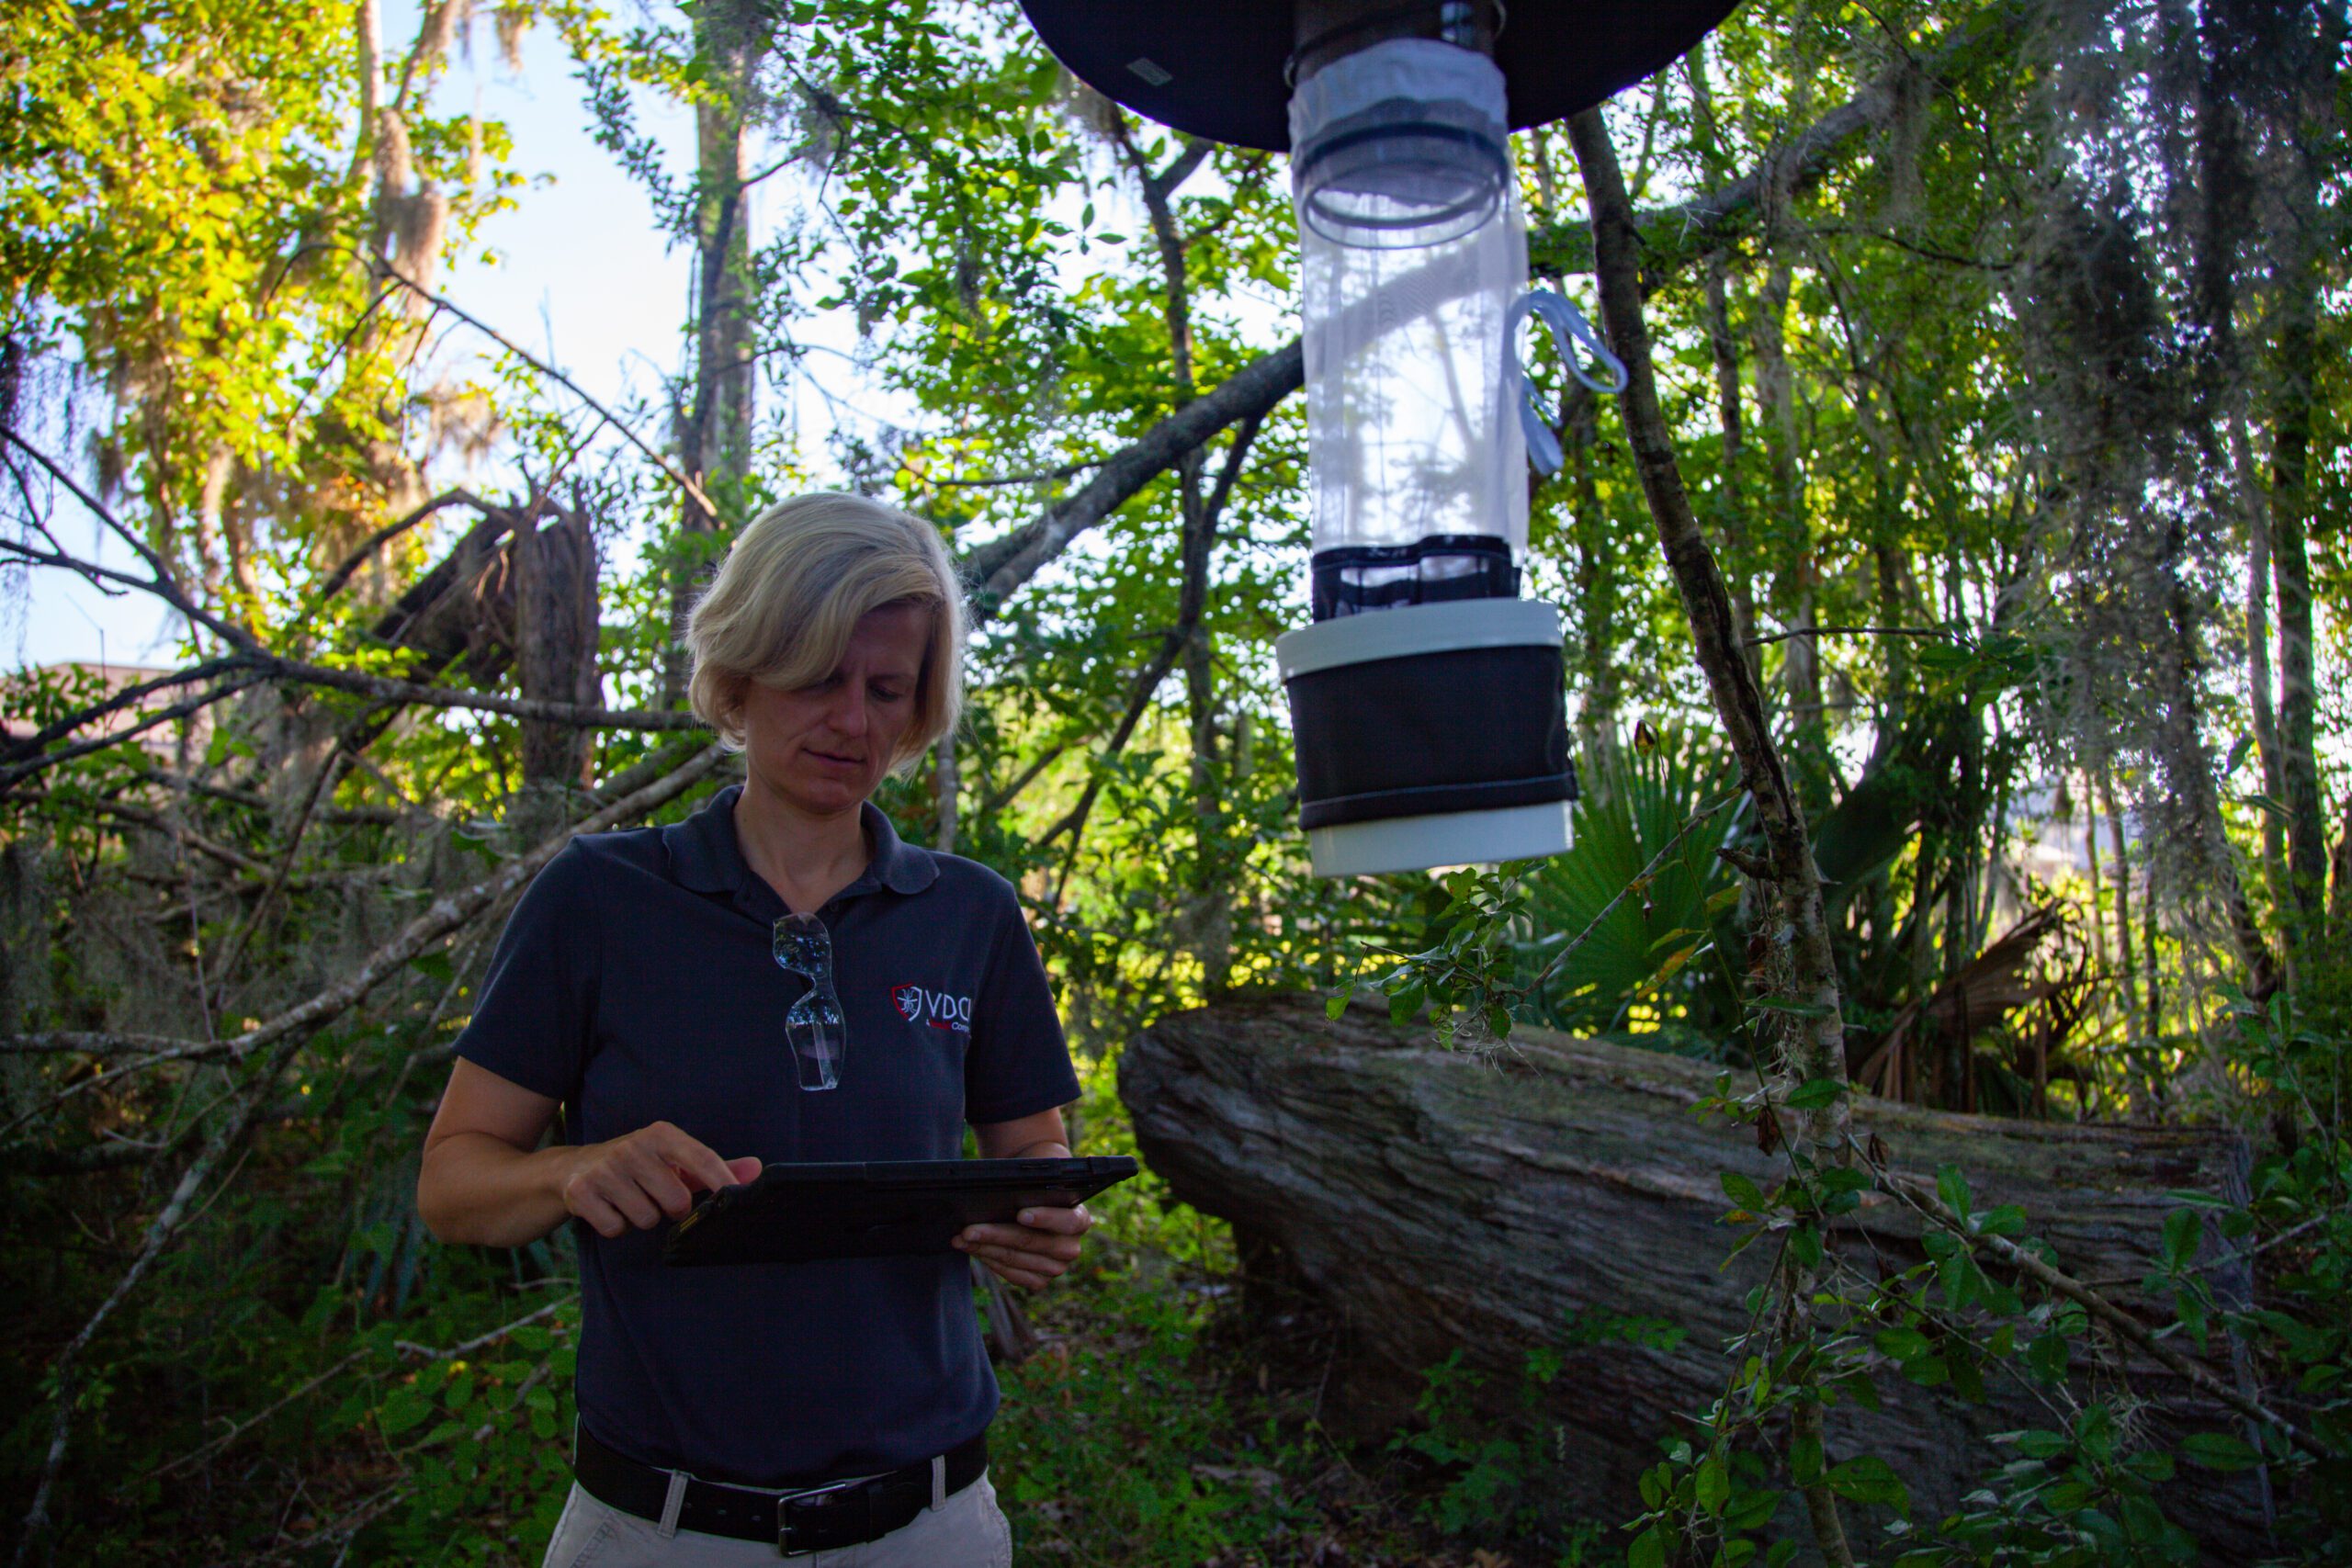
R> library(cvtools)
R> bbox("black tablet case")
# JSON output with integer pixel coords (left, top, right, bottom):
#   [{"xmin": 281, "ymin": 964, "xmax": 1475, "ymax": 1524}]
[{"xmin": 662, "ymin": 1156, "xmax": 1139, "ymax": 1267}]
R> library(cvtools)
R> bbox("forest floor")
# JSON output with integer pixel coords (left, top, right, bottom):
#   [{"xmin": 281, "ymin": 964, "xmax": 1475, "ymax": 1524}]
[
  {"xmin": 989, "ymin": 1207, "xmax": 1613, "ymax": 1567},
  {"xmin": 970, "ymin": 1049, "xmax": 1618, "ymax": 1568}
]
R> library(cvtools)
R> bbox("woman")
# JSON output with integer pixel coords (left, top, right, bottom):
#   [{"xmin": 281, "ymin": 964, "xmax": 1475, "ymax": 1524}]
[{"xmin": 418, "ymin": 493, "xmax": 1091, "ymax": 1566}]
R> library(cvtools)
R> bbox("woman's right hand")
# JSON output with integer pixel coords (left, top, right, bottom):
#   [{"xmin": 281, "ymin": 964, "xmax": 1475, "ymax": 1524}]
[
  {"xmin": 561, "ymin": 1122, "xmax": 763, "ymax": 1238},
  {"xmin": 421, "ymin": 1063, "xmax": 763, "ymax": 1248}
]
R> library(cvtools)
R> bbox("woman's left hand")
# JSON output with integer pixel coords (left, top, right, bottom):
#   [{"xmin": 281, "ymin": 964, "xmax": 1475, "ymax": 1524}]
[{"xmin": 954, "ymin": 1203, "xmax": 1093, "ymax": 1290}]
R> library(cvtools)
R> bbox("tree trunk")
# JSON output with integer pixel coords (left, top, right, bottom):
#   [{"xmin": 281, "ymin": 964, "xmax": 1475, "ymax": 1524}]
[
  {"xmin": 2098, "ymin": 771, "xmax": 2145, "ymax": 1051},
  {"xmin": 662, "ymin": 6, "xmax": 764, "ymax": 707},
  {"xmin": 1561, "ymin": 380, "xmax": 1620, "ymax": 751},
  {"xmin": 2084, "ymin": 776, "xmax": 2109, "ymax": 1006},
  {"xmin": 1753, "ymin": 256, "xmax": 1824, "ymax": 773},
  {"xmin": 1703, "ymin": 262, "xmax": 1762, "ymax": 692},
  {"xmin": 1119, "ymin": 994, "xmax": 2270, "ymax": 1553},
  {"xmin": 374, "ymin": 512, "xmax": 516, "ymax": 661},
  {"xmin": 1124, "ymin": 121, "xmax": 1232, "ymax": 992},
  {"xmin": 1572, "ymin": 107, "xmax": 1859, "ymax": 1561},
  {"xmin": 690, "ymin": 90, "xmax": 758, "ymax": 507},
  {"xmin": 2269, "ymin": 269, "xmax": 2326, "ymax": 945},
  {"xmin": 1743, "ymin": 42, "xmax": 1824, "ymax": 787},
  {"xmin": 1566, "ymin": 108, "xmax": 1846, "ymax": 1111},
  {"xmin": 2233, "ymin": 414, "xmax": 2288, "ymax": 916},
  {"xmin": 514, "ymin": 507, "xmax": 601, "ymax": 789},
  {"xmin": 2333, "ymin": 796, "xmax": 2352, "ymax": 931},
  {"xmin": 2268, "ymin": 2, "xmax": 2346, "ymax": 961},
  {"xmin": 241, "ymin": 506, "xmax": 520, "ymax": 815},
  {"xmin": 352, "ymin": 0, "xmax": 383, "ymax": 202},
  {"xmin": 1684, "ymin": 45, "xmax": 1760, "ymax": 694},
  {"xmin": 2154, "ymin": 512, "xmax": 2278, "ymax": 999}
]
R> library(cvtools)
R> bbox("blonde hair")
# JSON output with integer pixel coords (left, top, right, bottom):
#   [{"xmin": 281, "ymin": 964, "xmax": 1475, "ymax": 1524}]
[{"xmin": 686, "ymin": 493, "xmax": 966, "ymax": 768}]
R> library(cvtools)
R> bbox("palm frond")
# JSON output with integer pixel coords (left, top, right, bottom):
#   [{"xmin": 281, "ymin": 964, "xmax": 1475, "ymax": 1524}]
[{"xmin": 1520, "ymin": 728, "xmax": 1741, "ymax": 1035}]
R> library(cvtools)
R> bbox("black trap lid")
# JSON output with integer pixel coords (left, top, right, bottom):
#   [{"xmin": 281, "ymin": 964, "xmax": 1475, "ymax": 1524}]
[{"xmin": 1015, "ymin": 0, "xmax": 1743, "ymax": 152}]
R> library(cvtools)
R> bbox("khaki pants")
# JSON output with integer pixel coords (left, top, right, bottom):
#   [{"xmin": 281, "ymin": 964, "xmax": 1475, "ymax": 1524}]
[{"xmin": 540, "ymin": 1472, "xmax": 1012, "ymax": 1567}]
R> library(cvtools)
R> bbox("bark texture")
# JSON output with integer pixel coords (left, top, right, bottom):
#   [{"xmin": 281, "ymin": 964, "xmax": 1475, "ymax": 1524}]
[
  {"xmin": 1120, "ymin": 994, "xmax": 2269, "ymax": 1552},
  {"xmin": 1566, "ymin": 107, "xmax": 1848, "ymax": 1114},
  {"xmin": 658, "ymin": 0, "xmax": 765, "ymax": 709},
  {"xmin": 513, "ymin": 507, "xmax": 602, "ymax": 788}
]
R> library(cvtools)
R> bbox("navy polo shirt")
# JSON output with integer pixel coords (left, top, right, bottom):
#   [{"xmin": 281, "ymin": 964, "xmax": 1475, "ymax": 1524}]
[{"xmin": 453, "ymin": 784, "xmax": 1080, "ymax": 1483}]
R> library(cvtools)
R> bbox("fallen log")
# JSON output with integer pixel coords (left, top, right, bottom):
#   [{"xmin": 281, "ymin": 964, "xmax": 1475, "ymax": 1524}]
[{"xmin": 1119, "ymin": 993, "xmax": 2270, "ymax": 1556}]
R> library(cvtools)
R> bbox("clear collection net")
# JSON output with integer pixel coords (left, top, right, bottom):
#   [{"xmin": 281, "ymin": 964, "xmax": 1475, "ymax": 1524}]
[{"xmin": 1290, "ymin": 39, "xmax": 1531, "ymax": 564}]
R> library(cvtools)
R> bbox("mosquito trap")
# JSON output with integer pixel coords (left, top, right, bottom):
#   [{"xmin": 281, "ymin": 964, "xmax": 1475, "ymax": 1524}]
[{"xmin": 1017, "ymin": 0, "xmax": 1739, "ymax": 875}]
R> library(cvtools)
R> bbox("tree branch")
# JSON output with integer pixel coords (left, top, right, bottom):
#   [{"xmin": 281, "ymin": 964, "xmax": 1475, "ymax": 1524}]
[
  {"xmin": 1528, "ymin": 6, "xmax": 2018, "ymax": 283},
  {"xmin": 0, "ymin": 426, "xmax": 258, "ymax": 652},
  {"xmin": 206, "ymin": 750, "xmax": 350, "ymax": 1008},
  {"xmin": 155, "ymin": 1296, "xmax": 576, "ymax": 1483},
  {"xmin": 2, "ymin": 659, "xmax": 251, "ymax": 764},
  {"xmin": 38, "ymin": 795, "xmax": 279, "ymax": 880},
  {"xmin": 0, "ymin": 647, "xmax": 705, "ymax": 799},
  {"xmin": 922, "ymin": 458, "xmax": 1099, "ymax": 489},
  {"xmin": 0, "ymin": 745, "xmax": 730, "ymax": 1179},
  {"xmin": 1572, "ymin": 97, "xmax": 1859, "ymax": 1568},
  {"xmin": 0, "ymin": 1032, "xmax": 210, "ymax": 1058},
  {"xmin": 307, "ymin": 486, "xmax": 487, "ymax": 606},
  {"xmin": 259, "ymin": 653, "xmax": 707, "ymax": 731},
  {"xmin": 1149, "ymin": 137, "xmax": 1214, "ymax": 202},
  {"xmin": 981, "ymin": 744, "xmax": 1069, "ymax": 817},
  {"xmin": 961, "ymin": 342, "xmax": 1303, "ymax": 623},
  {"xmin": 0, "ymin": 671, "xmax": 271, "ymax": 795},
  {"xmin": 1035, "ymin": 412, "xmax": 1262, "ymax": 868},
  {"xmin": 367, "ymin": 258, "xmax": 718, "ymax": 523},
  {"xmin": 1744, "ymin": 624, "xmax": 1949, "ymax": 647},
  {"xmin": 954, "ymin": 25, "xmax": 2012, "ymax": 626},
  {"xmin": 1877, "ymin": 1167, "xmax": 2320, "ymax": 1458},
  {"xmin": 8, "ymin": 742, "xmax": 730, "ymax": 1561}
]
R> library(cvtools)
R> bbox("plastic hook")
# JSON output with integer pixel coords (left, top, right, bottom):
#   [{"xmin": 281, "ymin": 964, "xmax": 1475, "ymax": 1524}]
[{"xmin": 1507, "ymin": 288, "xmax": 1628, "ymax": 476}]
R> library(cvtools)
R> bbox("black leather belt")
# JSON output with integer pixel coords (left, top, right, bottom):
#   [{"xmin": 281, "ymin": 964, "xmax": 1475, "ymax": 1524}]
[{"xmin": 572, "ymin": 1423, "xmax": 988, "ymax": 1556}]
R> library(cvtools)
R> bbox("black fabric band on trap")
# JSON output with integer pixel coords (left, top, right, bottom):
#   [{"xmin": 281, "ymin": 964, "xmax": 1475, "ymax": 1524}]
[
  {"xmin": 1311, "ymin": 536, "xmax": 1518, "ymax": 621},
  {"xmin": 1285, "ymin": 641, "xmax": 1575, "ymax": 830}
]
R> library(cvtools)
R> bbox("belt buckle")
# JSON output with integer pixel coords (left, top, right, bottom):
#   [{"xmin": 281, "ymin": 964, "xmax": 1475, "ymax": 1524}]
[{"xmin": 776, "ymin": 1475, "xmax": 872, "ymax": 1559}]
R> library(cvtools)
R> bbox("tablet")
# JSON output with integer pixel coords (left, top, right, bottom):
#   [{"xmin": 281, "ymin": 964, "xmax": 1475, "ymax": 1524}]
[{"xmin": 662, "ymin": 1156, "xmax": 1140, "ymax": 1267}]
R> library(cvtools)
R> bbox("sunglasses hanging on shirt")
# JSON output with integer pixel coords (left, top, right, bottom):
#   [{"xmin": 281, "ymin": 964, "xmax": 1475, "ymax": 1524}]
[{"xmin": 773, "ymin": 911, "xmax": 847, "ymax": 1091}]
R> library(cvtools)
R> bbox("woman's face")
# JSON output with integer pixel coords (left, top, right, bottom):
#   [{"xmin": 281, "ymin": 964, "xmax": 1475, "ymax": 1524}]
[{"xmin": 737, "ymin": 601, "xmax": 932, "ymax": 819}]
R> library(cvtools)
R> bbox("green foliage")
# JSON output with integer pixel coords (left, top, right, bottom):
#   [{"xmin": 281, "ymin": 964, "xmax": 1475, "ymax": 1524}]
[
  {"xmin": 6, "ymin": 0, "xmax": 2352, "ymax": 1562},
  {"xmin": 1633, "ymin": 998, "xmax": 2352, "ymax": 1568},
  {"xmin": 1389, "ymin": 1312, "xmax": 1692, "ymax": 1551},
  {"xmin": 1888, "ymin": 1407, "xmax": 2201, "ymax": 1566},
  {"xmin": 2, "ymin": 0, "xmax": 521, "ymax": 612},
  {"xmin": 1391, "ymin": 1349, "xmax": 1540, "ymax": 1538},
  {"xmin": 993, "ymin": 1276, "xmax": 1326, "ymax": 1563},
  {"xmin": 1325, "ymin": 728, "xmax": 1747, "ymax": 1060},
  {"xmin": 0, "ymin": 1029, "xmax": 585, "ymax": 1562},
  {"xmin": 1522, "ymin": 728, "xmax": 1743, "ymax": 1037}
]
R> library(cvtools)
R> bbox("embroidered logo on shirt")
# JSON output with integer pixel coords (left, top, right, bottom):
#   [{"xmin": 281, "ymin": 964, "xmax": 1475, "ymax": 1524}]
[{"xmin": 891, "ymin": 983, "xmax": 972, "ymax": 1032}]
